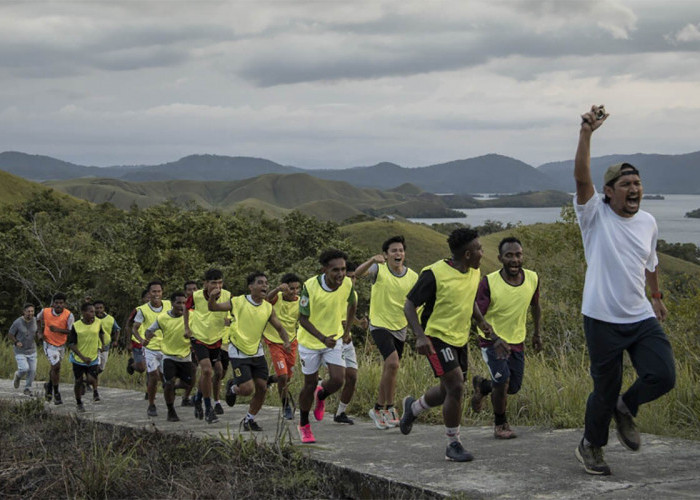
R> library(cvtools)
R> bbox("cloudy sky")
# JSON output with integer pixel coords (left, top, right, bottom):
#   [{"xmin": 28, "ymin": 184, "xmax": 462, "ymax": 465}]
[{"xmin": 1, "ymin": 0, "xmax": 699, "ymax": 168}]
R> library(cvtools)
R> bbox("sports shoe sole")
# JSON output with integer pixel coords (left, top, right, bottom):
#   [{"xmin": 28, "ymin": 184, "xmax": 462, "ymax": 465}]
[{"xmin": 574, "ymin": 445, "xmax": 611, "ymax": 476}]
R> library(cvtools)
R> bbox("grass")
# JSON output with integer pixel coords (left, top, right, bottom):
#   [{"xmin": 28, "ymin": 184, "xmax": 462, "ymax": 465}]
[{"xmin": 0, "ymin": 398, "xmax": 433, "ymax": 499}]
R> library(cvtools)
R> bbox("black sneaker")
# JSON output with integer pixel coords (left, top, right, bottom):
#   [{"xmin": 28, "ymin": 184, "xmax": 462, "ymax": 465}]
[
  {"xmin": 194, "ymin": 400, "xmax": 204, "ymax": 420},
  {"xmin": 147, "ymin": 404, "xmax": 157, "ymax": 417},
  {"xmin": 54, "ymin": 392, "xmax": 63, "ymax": 405},
  {"xmin": 181, "ymin": 397, "xmax": 193, "ymax": 407},
  {"xmin": 575, "ymin": 439, "xmax": 611, "ymax": 476},
  {"xmin": 225, "ymin": 379, "xmax": 237, "ymax": 407},
  {"xmin": 76, "ymin": 402, "xmax": 85, "ymax": 413},
  {"xmin": 283, "ymin": 403, "xmax": 294, "ymax": 420},
  {"xmin": 214, "ymin": 402, "xmax": 224, "ymax": 415},
  {"xmin": 205, "ymin": 407, "xmax": 219, "ymax": 424},
  {"xmin": 614, "ymin": 407, "xmax": 641, "ymax": 451},
  {"xmin": 93, "ymin": 391, "xmax": 101, "ymax": 403},
  {"xmin": 445, "ymin": 441, "xmax": 474, "ymax": 462},
  {"xmin": 399, "ymin": 396, "xmax": 416, "ymax": 435},
  {"xmin": 333, "ymin": 412, "xmax": 354, "ymax": 424},
  {"xmin": 44, "ymin": 382, "xmax": 52, "ymax": 402},
  {"xmin": 167, "ymin": 408, "xmax": 180, "ymax": 422},
  {"xmin": 243, "ymin": 418, "xmax": 262, "ymax": 431}
]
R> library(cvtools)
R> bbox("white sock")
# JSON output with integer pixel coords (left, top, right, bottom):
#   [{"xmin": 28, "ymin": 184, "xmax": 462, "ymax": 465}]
[
  {"xmin": 337, "ymin": 402, "xmax": 348, "ymax": 415},
  {"xmin": 445, "ymin": 426, "xmax": 461, "ymax": 444},
  {"xmin": 245, "ymin": 412, "xmax": 256, "ymax": 422},
  {"xmin": 411, "ymin": 395, "xmax": 431, "ymax": 417}
]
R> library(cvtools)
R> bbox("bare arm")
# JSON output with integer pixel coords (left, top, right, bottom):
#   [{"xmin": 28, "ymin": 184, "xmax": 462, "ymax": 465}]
[
  {"xmin": 354, "ymin": 255, "xmax": 384, "ymax": 278},
  {"xmin": 268, "ymin": 309, "xmax": 291, "ymax": 350},
  {"xmin": 531, "ymin": 299, "xmax": 543, "ymax": 352},
  {"xmin": 404, "ymin": 298, "xmax": 434, "ymax": 355},
  {"xmin": 646, "ymin": 268, "xmax": 667, "ymax": 321},
  {"xmin": 342, "ymin": 300, "xmax": 358, "ymax": 343},
  {"xmin": 575, "ymin": 105, "xmax": 608, "ymax": 205}
]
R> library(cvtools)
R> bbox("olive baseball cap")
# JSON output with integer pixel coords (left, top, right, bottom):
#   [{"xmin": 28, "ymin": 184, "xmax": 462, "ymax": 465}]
[{"xmin": 604, "ymin": 162, "xmax": 639, "ymax": 185}]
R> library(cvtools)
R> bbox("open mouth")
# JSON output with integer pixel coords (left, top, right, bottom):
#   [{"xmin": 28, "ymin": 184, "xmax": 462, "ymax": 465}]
[{"xmin": 625, "ymin": 196, "xmax": 640, "ymax": 210}]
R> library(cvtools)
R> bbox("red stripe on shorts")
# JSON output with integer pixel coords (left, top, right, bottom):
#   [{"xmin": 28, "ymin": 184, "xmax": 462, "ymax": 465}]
[{"xmin": 427, "ymin": 352, "xmax": 444, "ymax": 377}]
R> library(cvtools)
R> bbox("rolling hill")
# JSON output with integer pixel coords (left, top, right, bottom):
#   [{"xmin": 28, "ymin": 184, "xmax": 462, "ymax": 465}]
[{"xmin": 0, "ymin": 169, "xmax": 81, "ymax": 207}]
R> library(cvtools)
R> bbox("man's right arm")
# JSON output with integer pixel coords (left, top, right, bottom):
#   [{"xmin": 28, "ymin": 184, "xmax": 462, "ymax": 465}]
[{"xmin": 575, "ymin": 105, "xmax": 608, "ymax": 205}]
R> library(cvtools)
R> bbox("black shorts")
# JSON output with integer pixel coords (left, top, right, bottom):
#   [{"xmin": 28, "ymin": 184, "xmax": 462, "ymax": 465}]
[
  {"xmin": 371, "ymin": 328, "xmax": 405, "ymax": 360},
  {"xmin": 425, "ymin": 336, "xmax": 468, "ymax": 379},
  {"xmin": 72, "ymin": 362, "xmax": 99, "ymax": 380},
  {"xmin": 191, "ymin": 339, "xmax": 221, "ymax": 365},
  {"xmin": 219, "ymin": 349, "xmax": 230, "ymax": 375},
  {"xmin": 231, "ymin": 355, "xmax": 268, "ymax": 385},
  {"xmin": 162, "ymin": 359, "xmax": 194, "ymax": 386}
]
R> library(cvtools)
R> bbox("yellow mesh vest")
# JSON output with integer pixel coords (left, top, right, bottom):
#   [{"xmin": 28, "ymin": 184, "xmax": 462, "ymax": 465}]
[
  {"xmin": 263, "ymin": 292, "xmax": 299, "ymax": 344},
  {"xmin": 137, "ymin": 300, "xmax": 171, "ymax": 351},
  {"xmin": 369, "ymin": 264, "xmax": 418, "ymax": 330},
  {"xmin": 73, "ymin": 318, "xmax": 102, "ymax": 363},
  {"xmin": 189, "ymin": 289, "xmax": 232, "ymax": 345},
  {"xmin": 99, "ymin": 314, "xmax": 115, "ymax": 346},
  {"xmin": 477, "ymin": 269, "xmax": 538, "ymax": 344},
  {"xmin": 297, "ymin": 275, "xmax": 354, "ymax": 350},
  {"xmin": 230, "ymin": 296, "xmax": 272, "ymax": 356},
  {"xmin": 423, "ymin": 260, "xmax": 480, "ymax": 346},
  {"xmin": 158, "ymin": 311, "xmax": 190, "ymax": 358}
]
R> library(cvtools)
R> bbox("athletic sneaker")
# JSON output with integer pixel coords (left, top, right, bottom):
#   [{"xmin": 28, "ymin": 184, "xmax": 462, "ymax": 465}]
[
  {"xmin": 494, "ymin": 423, "xmax": 517, "ymax": 439},
  {"xmin": 44, "ymin": 382, "xmax": 52, "ymax": 402},
  {"xmin": 23, "ymin": 388, "xmax": 32, "ymax": 396},
  {"xmin": 368, "ymin": 408, "xmax": 388, "ymax": 429},
  {"xmin": 313, "ymin": 386, "xmax": 325, "ymax": 421},
  {"xmin": 194, "ymin": 400, "xmax": 204, "ymax": 420},
  {"xmin": 399, "ymin": 396, "xmax": 416, "ymax": 435},
  {"xmin": 243, "ymin": 418, "xmax": 262, "ymax": 431},
  {"xmin": 614, "ymin": 407, "xmax": 641, "ymax": 451},
  {"xmin": 471, "ymin": 375, "xmax": 486, "ymax": 413},
  {"xmin": 383, "ymin": 407, "xmax": 400, "ymax": 427},
  {"xmin": 445, "ymin": 441, "xmax": 474, "ymax": 462},
  {"xmin": 93, "ymin": 391, "xmax": 101, "ymax": 403},
  {"xmin": 76, "ymin": 402, "xmax": 86, "ymax": 413},
  {"xmin": 147, "ymin": 404, "xmax": 157, "ymax": 417},
  {"xmin": 575, "ymin": 439, "xmax": 611, "ymax": 476},
  {"xmin": 53, "ymin": 392, "xmax": 62, "ymax": 405},
  {"xmin": 283, "ymin": 402, "xmax": 294, "ymax": 420},
  {"xmin": 181, "ymin": 397, "xmax": 193, "ymax": 407},
  {"xmin": 214, "ymin": 402, "xmax": 224, "ymax": 415},
  {"xmin": 205, "ymin": 407, "xmax": 219, "ymax": 424},
  {"xmin": 13, "ymin": 372, "xmax": 20, "ymax": 389},
  {"xmin": 167, "ymin": 408, "xmax": 180, "ymax": 422},
  {"xmin": 126, "ymin": 357, "xmax": 135, "ymax": 375},
  {"xmin": 298, "ymin": 424, "xmax": 316, "ymax": 443},
  {"xmin": 334, "ymin": 412, "xmax": 354, "ymax": 424},
  {"xmin": 225, "ymin": 379, "xmax": 237, "ymax": 407}
]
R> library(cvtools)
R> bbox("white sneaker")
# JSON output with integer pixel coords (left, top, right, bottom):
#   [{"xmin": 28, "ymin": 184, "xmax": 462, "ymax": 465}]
[
  {"xmin": 382, "ymin": 407, "xmax": 399, "ymax": 427},
  {"xmin": 368, "ymin": 408, "xmax": 388, "ymax": 429}
]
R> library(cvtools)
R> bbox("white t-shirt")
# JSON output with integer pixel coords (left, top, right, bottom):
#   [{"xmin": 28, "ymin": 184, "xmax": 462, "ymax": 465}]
[{"xmin": 574, "ymin": 190, "xmax": 658, "ymax": 323}]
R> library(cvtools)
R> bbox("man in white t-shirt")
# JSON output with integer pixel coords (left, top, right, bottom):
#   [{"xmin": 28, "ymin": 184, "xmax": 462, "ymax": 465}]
[{"xmin": 572, "ymin": 105, "xmax": 676, "ymax": 476}]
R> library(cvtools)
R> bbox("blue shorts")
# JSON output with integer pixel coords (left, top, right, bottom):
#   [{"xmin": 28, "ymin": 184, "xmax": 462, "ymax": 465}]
[
  {"xmin": 132, "ymin": 346, "xmax": 145, "ymax": 364},
  {"xmin": 480, "ymin": 347, "xmax": 525, "ymax": 394}
]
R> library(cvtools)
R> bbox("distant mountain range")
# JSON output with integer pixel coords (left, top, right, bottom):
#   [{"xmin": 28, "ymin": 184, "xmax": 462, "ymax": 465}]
[{"xmin": 1, "ymin": 149, "xmax": 699, "ymax": 194}]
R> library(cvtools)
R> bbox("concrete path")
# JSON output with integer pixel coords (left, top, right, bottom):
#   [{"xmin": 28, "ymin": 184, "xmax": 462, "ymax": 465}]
[{"xmin": 2, "ymin": 379, "xmax": 698, "ymax": 498}]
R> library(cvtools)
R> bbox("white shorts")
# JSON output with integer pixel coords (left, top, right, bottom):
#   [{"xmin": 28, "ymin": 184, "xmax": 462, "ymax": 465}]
[
  {"xmin": 98, "ymin": 350, "xmax": 109, "ymax": 371},
  {"xmin": 145, "ymin": 348, "xmax": 164, "ymax": 373},
  {"xmin": 341, "ymin": 340, "xmax": 358, "ymax": 370},
  {"xmin": 43, "ymin": 342, "xmax": 65, "ymax": 366},
  {"xmin": 299, "ymin": 339, "xmax": 344, "ymax": 375}
]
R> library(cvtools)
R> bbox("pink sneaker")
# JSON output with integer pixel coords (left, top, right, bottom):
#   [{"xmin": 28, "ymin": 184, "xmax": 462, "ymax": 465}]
[
  {"xmin": 298, "ymin": 424, "xmax": 316, "ymax": 443},
  {"xmin": 313, "ymin": 386, "xmax": 326, "ymax": 421}
]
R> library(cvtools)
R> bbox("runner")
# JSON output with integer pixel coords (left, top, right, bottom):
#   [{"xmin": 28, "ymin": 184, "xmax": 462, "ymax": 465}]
[
  {"xmin": 144, "ymin": 291, "xmax": 192, "ymax": 422},
  {"xmin": 210, "ymin": 271, "xmax": 291, "ymax": 431},
  {"xmin": 331, "ymin": 261, "xmax": 366, "ymax": 425},
  {"xmin": 93, "ymin": 300, "xmax": 121, "ymax": 374},
  {"xmin": 471, "ymin": 236, "xmax": 542, "ymax": 439},
  {"xmin": 126, "ymin": 289, "xmax": 150, "ymax": 376},
  {"xmin": 400, "ymin": 228, "xmax": 494, "ymax": 462},
  {"xmin": 132, "ymin": 281, "xmax": 171, "ymax": 417},
  {"xmin": 184, "ymin": 269, "xmax": 230, "ymax": 424},
  {"xmin": 8, "ymin": 303, "xmax": 39, "ymax": 396},
  {"xmin": 67, "ymin": 302, "xmax": 104, "ymax": 412},
  {"xmin": 354, "ymin": 235, "xmax": 418, "ymax": 429},
  {"xmin": 264, "ymin": 273, "xmax": 302, "ymax": 420},
  {"xmin": 572, "ymin": 105, "xmax": 675, "ymax": 475},
  {"xmin": 296, "ymin": 249, "xmax": 357, "ymax": 443},
  {"xmin": 37, "ymin": 292, "xmax": 74, "ymax": 405}
]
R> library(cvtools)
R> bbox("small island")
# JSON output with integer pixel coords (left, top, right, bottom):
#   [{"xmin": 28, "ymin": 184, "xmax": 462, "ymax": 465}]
[
  {"xmin": 686, "ymin": 208, "xmax": 700, "ymax": 219},
  {"xmin": 644, "ymin": 194, "xmax": 665, "ymax": 200}
]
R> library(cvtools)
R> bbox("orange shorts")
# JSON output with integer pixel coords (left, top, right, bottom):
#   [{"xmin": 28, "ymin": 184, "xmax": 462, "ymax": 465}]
[{"xmin": 265, "ymin": 338, "xmax": 298, "ymax": 378}]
